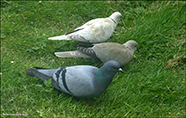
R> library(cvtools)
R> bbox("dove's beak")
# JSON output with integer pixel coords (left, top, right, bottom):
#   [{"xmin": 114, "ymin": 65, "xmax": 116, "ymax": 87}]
[
  {"xmin": 118, "ymin": 68, "xmax": 124, "ymax": 73},
  {"xmin": 137, "ymin": 47, "xmax": 139, "ymax": 52}
]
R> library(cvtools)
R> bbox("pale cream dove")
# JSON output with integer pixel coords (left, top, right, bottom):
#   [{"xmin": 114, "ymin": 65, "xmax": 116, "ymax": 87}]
[{"xmin": 55, "ymin": 40, "xmax": 139, "ymax": 66}]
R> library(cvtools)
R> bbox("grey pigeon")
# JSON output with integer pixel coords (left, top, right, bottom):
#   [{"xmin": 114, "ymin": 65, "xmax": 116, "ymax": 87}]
[
  {"xmin": 55, "ymin": 40, "xmax": 139, "ymax": 67},
  {"xmin": 48, "ymin": 12, "xmax": 122, "ymax": 43},
  {"xmin": 26, "ymin": 60, "xmax": 123, "ymax": 98}
]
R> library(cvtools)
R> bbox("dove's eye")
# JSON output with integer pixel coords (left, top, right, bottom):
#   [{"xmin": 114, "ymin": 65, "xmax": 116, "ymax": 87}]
[{"xmin": 112, "ymin": 66, "xmax": 117, "ymax": 69}]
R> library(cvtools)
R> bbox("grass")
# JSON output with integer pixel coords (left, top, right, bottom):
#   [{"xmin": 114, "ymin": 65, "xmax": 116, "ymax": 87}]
[{"xmin": 1, "ymin": 1, "xmax": 186, "ymax": 117}]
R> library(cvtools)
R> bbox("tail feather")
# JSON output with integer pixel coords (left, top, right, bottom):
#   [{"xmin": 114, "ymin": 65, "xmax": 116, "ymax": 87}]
[
  {"xmin": 48, "ymin": 35, "xmax": 70, "ymax": 40},
  {"xmin": 26, "ymin": 68, "xmax": 57, "ymax": 81},
  {"xmin": 55, "ymin": 51, "xmax": 90, "ymax": 58}
]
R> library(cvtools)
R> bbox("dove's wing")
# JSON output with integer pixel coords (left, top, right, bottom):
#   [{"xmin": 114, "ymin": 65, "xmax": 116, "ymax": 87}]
[
  {"xmin": 68, "ymin": 18, "xmax": 116, "ymax": 43},
  {"xmin": 93, "ymin": 43, "xmax": 133, "ymax": 66},
  {"xmin": 77, "ymin": 44, "xmax": 101, "ymax": 61}
]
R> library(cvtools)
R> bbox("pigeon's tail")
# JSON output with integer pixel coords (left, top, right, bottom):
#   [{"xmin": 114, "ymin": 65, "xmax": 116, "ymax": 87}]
[
  {"xmin": 26, "ymin": 67, "xmax": 57, "ymax": 81},
  {"xmin": 55, "ymin": 51, "xmax": 91, "ymax": 58},
  {"xmin": 48, "ymin": 35, "xmax": 70, "ymax": 40}
]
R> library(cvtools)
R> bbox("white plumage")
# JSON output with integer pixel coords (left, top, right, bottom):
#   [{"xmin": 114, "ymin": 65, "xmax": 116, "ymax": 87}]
[{"xmin": 48, "ymin": 12, "xmax": 122, "ymax": 43}]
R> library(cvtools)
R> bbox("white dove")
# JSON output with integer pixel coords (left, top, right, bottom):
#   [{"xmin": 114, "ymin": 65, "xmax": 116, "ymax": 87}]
[{"xmin": 48, "ymin": 12, "xmax": 122, "ymax": 43}]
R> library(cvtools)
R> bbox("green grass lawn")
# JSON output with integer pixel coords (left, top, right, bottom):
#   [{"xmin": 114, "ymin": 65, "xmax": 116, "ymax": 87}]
[{"xmin": 1, "ymin": 1, "xmax": 186, "ymax": 117}]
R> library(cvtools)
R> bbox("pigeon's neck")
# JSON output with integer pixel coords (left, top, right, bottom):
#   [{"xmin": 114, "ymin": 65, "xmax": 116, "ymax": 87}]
[{"xmin": 96, "ymin": 68, "xmax": 115, "ymax": 86}]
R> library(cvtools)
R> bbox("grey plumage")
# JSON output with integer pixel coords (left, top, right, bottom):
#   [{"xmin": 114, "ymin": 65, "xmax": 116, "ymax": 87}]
[
  {"xmin": 26, "ymin": 60, "xmax": 123, "ymax": 98},
  {"xmin": 55, "ymin": 40, "xmax": 139, "ymax": 66}
]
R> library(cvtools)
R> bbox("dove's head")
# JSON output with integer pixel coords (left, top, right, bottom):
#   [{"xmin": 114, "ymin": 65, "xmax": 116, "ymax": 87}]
[
  {"xmin": 109, "ymin": 12, "xmax": 122, "ymax": 24},
  {"xmin": 123, "ymin": 40, "xmax": 139, "ymax": 54}
]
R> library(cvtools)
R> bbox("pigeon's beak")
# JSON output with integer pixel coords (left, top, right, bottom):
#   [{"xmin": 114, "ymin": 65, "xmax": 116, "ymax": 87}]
[{"xmin": 118, "ymin": 68, "xmax": 124, "ymax": 73}]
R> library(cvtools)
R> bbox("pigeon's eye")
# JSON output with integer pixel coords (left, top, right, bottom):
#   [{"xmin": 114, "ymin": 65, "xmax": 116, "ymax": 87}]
[{"xmin": 112, "ymin": 66, "xmax": 117, "ymax": 69}]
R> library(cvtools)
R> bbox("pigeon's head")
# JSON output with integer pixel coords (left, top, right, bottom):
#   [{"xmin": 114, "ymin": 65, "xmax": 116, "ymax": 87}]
[
  {"xmin": 96, "ymin": 60, "xmax": 123, "ymax": 85},
  {"xmin": 103, "ymin": 60, "xmax": 123, "ymax": 73},
  {"xmin": 109, "ymin": 12, "xmax": 122, "ymax": 24}
]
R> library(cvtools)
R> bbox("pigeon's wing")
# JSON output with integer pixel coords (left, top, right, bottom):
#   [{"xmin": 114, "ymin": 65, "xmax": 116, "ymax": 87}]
[{"xmin": 52, "ymin": 66, "xmax": 99, "ymax": 97}]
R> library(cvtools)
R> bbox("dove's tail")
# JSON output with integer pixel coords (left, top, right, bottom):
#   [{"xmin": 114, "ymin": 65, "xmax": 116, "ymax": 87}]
[
  {"xmin": 26, "ymin": 67, "xmax": 57, "ymax": 81},
  {"xmin": 48, "ymin": 35, "xmax": 71, "ymax": 40},
  {"xmin": 55, "ymin": 51, "xmax": 90, "ymax": 58}
]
